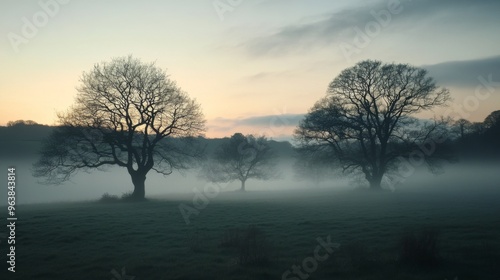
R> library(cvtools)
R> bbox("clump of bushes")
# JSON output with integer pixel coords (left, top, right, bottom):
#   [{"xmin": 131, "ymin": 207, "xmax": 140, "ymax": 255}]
[
  {"xmin": 98, "ymin": 193, "xmax": 120, "ymax": 203},
  {"xmin": 120, "ymin": 191, "xmax": 135, "ymax": 201},
  {"xmin": 220, "ymin": 225, "xmax": 270, "ymax": 266},
  {"xmin": 399, "ymin": 228, "xmax": 441, "ymax": 267},
  {"xmin": 98, "ymin": 191, "xmax": 143, "ymax": 203}
]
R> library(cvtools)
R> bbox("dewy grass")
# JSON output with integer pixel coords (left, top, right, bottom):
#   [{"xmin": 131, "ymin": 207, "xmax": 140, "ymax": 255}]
[{"xmin": 1, "ymin": 189, "xmax": 499, "ymax": 279}]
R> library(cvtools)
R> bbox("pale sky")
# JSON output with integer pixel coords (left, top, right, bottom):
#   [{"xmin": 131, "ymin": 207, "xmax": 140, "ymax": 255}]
[{"xmin": 1, "ymin": 0, "xmax": 499, "ymax": 139}]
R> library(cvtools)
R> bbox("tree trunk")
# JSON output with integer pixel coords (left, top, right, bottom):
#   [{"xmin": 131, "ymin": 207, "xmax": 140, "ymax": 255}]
[
  {"xmin": 368, "ymin": 173, "xmax": 383, "ymax": 190},
  {"xmin": 131, "ymin": 173, "xmax": 146, "ymax": 200},
  {"xmin": 240, "ymin": 179, "xmax": 246, "ymax": 191}
]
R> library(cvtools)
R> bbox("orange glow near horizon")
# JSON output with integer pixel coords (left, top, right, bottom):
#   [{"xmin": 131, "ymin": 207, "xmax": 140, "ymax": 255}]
[{"xmin": 1, "ymin": 1, "xmax": 499, "ymax": 139}]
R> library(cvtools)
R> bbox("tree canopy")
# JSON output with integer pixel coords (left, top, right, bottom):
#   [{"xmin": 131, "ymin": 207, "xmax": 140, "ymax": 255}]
[
  {"xmin": 201, "ymin": 133, "xmax": 276, "ymax": 191},
  {"xmin": 34, "ymin": 56, "xmax": 205, "ymax": 199},
  {"xmin": 295, "ymin": 60, "xmax": 450, "ymax": 189}
]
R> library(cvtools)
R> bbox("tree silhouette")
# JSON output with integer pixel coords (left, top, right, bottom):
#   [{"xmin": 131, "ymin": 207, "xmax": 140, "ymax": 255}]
[
  {"xmin": 295, "ymin": 60, "xmax": 450, "ymax": 189},
  {"xmin": 483, "ymin": 110, "xmax": 500, "ymax": 130},
  {"xmin": 482, "ymin": 110, "xmax": 500, "ymax": 148},
  {"xmin": 452, "ymin": 119, "xmax": 473, "ymax": 140},
  {"xmin": 7, "ymin": 119, "xmax": 39, "ymax": 126},
  {"xmin": 34, "ymin": 56, "xmax": 205, "ymax": 200},
  {"xmin": 201, "ymin": 133, "xmax": 276, "ymax": 191}
]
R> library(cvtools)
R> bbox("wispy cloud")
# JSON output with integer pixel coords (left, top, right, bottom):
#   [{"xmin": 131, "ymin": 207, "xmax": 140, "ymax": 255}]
[
  {"xmin": 208, "ymin": 53, "xmax": 500, "ymax": 139},
  {"xmin": 210, "ymin": 114, "xmax": 304, "ymax": 128},
  {"xmin": 240, "ymin": 0, "xmax": 500, "ymax": 57},
  {"xmin": 237, "ymin": 114, "xmax": 304, "ymax": 126},
  {"xmin": 424, "ymin": 55, "xmax": 500, "ymax": 87}
]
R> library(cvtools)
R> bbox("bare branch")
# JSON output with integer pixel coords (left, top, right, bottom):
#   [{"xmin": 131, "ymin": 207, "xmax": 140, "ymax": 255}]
[
  {"xmin": 295, "ymin": 60, "xmax": 450, "ymax": 189},
  {"xmin": 33, "ymin": 56, "xmax": 206, "ymax": 198}
]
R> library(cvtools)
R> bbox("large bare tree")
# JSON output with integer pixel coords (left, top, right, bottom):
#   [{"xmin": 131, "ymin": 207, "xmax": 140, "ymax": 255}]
[
  {"xmin": 34, "ymin": 56, "xmax": 205, "ymax": 200},
  {"xmin": 295, "ymin": 60, "xmax": 450, "ymax": 189}
]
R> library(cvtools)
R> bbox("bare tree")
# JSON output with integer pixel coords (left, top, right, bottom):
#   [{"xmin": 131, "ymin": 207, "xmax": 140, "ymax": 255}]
[
  {"xmin": 201, "ymin": 133, "xmax": 276, "ymax": 191},
  {"xmin": 34, "ymin": 56, "xmax": 205, "ymax": 200},
  {"xmin": 295, "ymin": 60, "xmax": 450, "ymax": 190}
]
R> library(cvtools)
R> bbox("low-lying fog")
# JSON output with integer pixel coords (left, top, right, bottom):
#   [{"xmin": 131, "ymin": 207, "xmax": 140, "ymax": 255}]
[{"xmin": 1, "ymin": 156, "xmax": 499, "ymax": 205}]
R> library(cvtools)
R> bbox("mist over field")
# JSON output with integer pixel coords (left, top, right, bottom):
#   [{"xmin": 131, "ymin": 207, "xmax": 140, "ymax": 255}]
[
  {"xmin": 0, "ymin": 139, "xmax": 330, "ymax": 205},
  {"xmin": 1, "ymin": 121, "xmax": 500, "ymax": 280},
  {"xmin": 1, "ymin": 150, "xmax": 500, "ymax": 205},
  {"xmin": 2, "ymin": 1, "xmax": 500, "ymax": 279},
  {"xmin": 1, "ymin": 125, "xmax": 497, "ymax": 206}
]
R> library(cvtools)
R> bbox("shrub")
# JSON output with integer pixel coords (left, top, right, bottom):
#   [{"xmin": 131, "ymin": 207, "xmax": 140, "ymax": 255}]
[
  {"xmin": 121, "ymin": 191, "xmax": 135, "ymax": 201},
  {"xmin": 99, "ymin": 193, "xmax": 120, "ymax": 203},
  {"xmin": 399, "ymin": 228, "xmax": 440, "ymax": 267}
]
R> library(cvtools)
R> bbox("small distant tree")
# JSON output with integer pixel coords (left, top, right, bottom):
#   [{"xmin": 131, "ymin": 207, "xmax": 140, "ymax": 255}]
[
  {"xmin": 201, "ymin": 133, "xmax": 276, "ymax": 191},
  {"xmin": 33, "ymin": 56, "xmax": 205, "ymax": 200},
  {"xmin": 452, "ymin": 118, "xmax": 473, "ymax": 140},
  {"xmin": 7, "ymin": 120, "xmax": 38, "ymax": 126}
]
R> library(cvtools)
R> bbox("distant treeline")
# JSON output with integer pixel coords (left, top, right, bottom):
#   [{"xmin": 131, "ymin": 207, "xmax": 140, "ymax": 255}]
[
  {"xmin": 451, "ymin": 111, "xmax": 500, "ymax": 160},
  {"xmin": 1, "ymin": 114, "xmax": 499, "ymax": 161},
  {"xmin": 1, "ymin": 120, "xmax": 52, "ymax": 142},
  {"xmin": 0, "ymin": 120, "xmax": 294, "ymax": 160}
]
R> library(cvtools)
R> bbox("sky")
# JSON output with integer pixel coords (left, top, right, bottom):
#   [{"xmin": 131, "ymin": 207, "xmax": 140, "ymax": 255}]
[{"xmin": 1, "ymin": 0, "xmax": 499, "ymax": 140}]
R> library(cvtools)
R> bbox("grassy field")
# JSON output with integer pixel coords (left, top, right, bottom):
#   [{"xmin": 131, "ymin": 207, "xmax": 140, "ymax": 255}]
[{"xmin": 1, "ymin": 188, "xmax": 500, "ymax": 280}]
